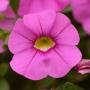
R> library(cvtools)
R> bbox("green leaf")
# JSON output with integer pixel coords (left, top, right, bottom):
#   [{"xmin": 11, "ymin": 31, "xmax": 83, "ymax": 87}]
[
  {"xmin": 63, "ymin": 82, "xmax": 84, "ymax": 90},
  {"xmin": 36, "ymin": 77, "xmax": 55, "ymax": 90},
  {"xmin": 10, "ymin": 0, "xmax": 19, "ymax": 13},
  {"xmin": 63, "ymin": 7, "xmax": 72, "ymax": 13},
  {"xmin": 0, "ymin": 63, "xmax": 8, "ymax": 77},
  {"xmin": 0, "ymin": 29, "xmax": 9, "ymax": 40},
  {"xmin": 0, "ymin": 79, "xmax": 10, "ymax": 90},
  {"xmin": 55, "ymin": 86, "xmax": 62, "ymax": 90}
]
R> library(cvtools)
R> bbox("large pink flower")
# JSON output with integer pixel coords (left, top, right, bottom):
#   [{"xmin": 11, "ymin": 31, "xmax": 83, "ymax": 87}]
[
  {"xmin": 0, "ymin": 0, "xmax": 16, "ymax": 31},
  {"xmin": 71, "ymin": 0, "xmax": 90, "ymax": 34},
  {"xmin": 8, "ymin": 10, "xmax": 82, "ymax": 80},
  {"xmin": 18, "ymin": 0, "xmax": 70, "ymax": 16}
]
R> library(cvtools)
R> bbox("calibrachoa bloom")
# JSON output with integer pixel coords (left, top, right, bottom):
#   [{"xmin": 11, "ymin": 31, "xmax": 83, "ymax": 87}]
[
  {"xmin": 0, "ymin": 40, "xmax": 4, "ymax": 53},
  {"xmin": 76, "ymin": 59, "xmax": 90, "ymax": 74},
  {"xmin": 71, "ymin": 0, "xmax": 90, "ymax": 34},
  {"xmin": 18, "ymin": 0, "xmax": 70, "ymax": 16},
  {"xmin": 8, "ymin": 10, "xmax": 82, "ymax": 80},
  {"xmin": 0, "ymin": 0, "xmax": 16, "ymax": 31}
]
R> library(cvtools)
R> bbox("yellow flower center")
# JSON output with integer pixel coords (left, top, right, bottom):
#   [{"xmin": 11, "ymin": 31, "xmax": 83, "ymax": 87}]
[
  {"xmin": 0, "ymin": 14, "xmax": 5, "ymax": 21},
  {"xmin": 34, "ymin": 36, "xmax": 55, "ymax": 52}
]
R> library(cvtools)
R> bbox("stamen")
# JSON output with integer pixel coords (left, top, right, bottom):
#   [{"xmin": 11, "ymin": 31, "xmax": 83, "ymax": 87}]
[{"xmin": 34, "ymin": 36, "xmax": 55, "ymax": 52}]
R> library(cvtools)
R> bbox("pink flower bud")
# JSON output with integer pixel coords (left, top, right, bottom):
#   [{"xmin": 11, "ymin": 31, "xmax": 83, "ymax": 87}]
[{"xmin": 76, "ymin": 59, "xmax": 90, "ymax": 74}]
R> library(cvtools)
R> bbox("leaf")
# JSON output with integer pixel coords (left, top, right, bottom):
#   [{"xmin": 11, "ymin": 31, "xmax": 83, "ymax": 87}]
[
  {"xmin": 55, "ymin": 86, "xmax": 62, "ymax": 90},
  {"xmin": 0, "ymin": 29, "xmax": 9, "ymax": 40},
  {"xmin": 10, "ymin": 0, "xmax": 19, "ymax": 13},
  {"xmin": 0, "ymin": 63, "xmax": 8, "ymax": 77},
  {"xmin": 36, "ymin": 77, "xmax": 55, "ymax": 90},
  {"xmin": 63, "ymin": 82, "xmax": 84, "ymax": 90},
  {"xmin": 0, "ymin": 79, "xmax": 10, "ymax": 90}
]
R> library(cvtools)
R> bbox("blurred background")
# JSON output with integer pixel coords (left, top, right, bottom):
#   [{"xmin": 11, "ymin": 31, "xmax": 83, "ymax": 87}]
[{"xmin": 0, "ymin": 0, "xmax": 90, "ymax": 90}]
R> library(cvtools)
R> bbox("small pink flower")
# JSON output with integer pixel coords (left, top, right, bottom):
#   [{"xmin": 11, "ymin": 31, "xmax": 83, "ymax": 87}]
[
  {"xmin": 71, "ymin": 0, "xmax": 90, "ymax": 34},
  {"xmin": 8, "ymin": 10, "xmax": 82, "ymax": 80},
  {"xmin": 0, "ymin": 40, "xmax": 4, "ymax": 53},
  {"xmin": 0, "ymin": 0, "xmax": 16, "ymax": 31},
  {"xmin": 76, "ymin": 59, "xmax": 90, "ymax": 74},
  {"xmin": 18, "ymin": 0, "xmax": 70, "ymax": 16}
]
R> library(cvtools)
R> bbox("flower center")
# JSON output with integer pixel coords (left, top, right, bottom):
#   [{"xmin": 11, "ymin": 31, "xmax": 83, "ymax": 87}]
[
  {"xmin": 34, "ymin": 36, "xmax": 55, "ymax": 52},
  {"xmin": 0, "ymin": 14, "xmax": 5, "ymax": 21}
]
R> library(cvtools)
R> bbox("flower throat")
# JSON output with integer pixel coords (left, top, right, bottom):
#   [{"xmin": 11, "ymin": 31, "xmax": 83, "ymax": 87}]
[{"xmin": 34, "ymin": 36, "xmax": 55, "ymax": 52}]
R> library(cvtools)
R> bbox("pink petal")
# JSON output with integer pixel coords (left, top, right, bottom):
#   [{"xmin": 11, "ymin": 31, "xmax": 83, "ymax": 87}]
[
  {"xmin": 58, "ymin": 0, "xmax": 70, "ymax": 8},
  {"xmin": 23, "ymin": 10, "xmax": 56, "ymax": 35},
  {"xmin": 71, "ymin": 0, "xmax": 88, "ymax": 6},
  {"xmin": 28, "ymin": 0, "xmax": 64, "ymax": 13},
  {"xmin": 36, "ymin": 10, "xmax": 56, "ymax": 35},
  {"xmin": 18, "ymin": 0, "xmax": 69, "ymax": 16},
  {"xmin": 77, "ymin": 59, "xmax": 90, "ymax": 67},
  {"xmin": 0, "ymin": 0, "xmax": 9, "ymax": 12},
  {"xmin": 25, "ymin": 0, "xmax": 46, "ymax": 13},
  {"xmin": 0, "ymin": 19, "xmax": 16, "ymax": 31},
  {"xmin": 82, "ymin": 18, "xmax": 90, "ymax": 34},
  {"xmin": 23, "ymin": 13, "xmax": 42, "ymax": 36},
  {"xmin": 55, "ymin": 24, "xmax": 80, "ymax": 45},
  {"xmin": 18, "ymin": 0, "xmax": 32, "ymax": 16},
  {"xmin": 3, "ymin": 6, "xmax": 16, "ymax": 18},
  {"xmin": 51, "ymin": 13, "xmax": 71, "ymax": 37},
  {"xmin": 10, "ymin": 51, "xmax": 47, "ymax": 80},
  {"xmin": 25, "ymin": 52, "xmax": 47, "ymax": 80},
  {"xmin": 71, "ymin": 0, "xmax": 90, "ymax": 23},
  {"xmin": 13, "ymin": 19, "xmax": 36, "ymax": 40},
  {"xmin": 76, "ymin": 59, "xmax": 90, "ymax": 74},
  {"xmin": 55, "ymin": 46, "xmax": 82, "ymax": 68},
  {"xmin": 10, "ymin": 49, "xmax": 37, "ymax": 79},
  {"xmin": 46, "ymin": 50, "xmax": 70, "ymax": 78},
  {"xmin": 79, "ymin": 70, "xmax": 90, "ymax": 74},
  {"xmin": 8, "ymin": 31, "xmax": 33, "ymax": 54},
  {"xmin": 8, "ymin": 19, "xmax": 36, "ymax": 54}
]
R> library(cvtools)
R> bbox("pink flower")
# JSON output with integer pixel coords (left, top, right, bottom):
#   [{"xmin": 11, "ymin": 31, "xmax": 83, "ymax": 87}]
[
  {"xmin": 76, "ymin": 59, "xmax": 90, "ymax": 74},
  {"xmin": 71, "ymin": 0, "xmax": 90, "ymax": 34},
  {"xmin": 18, "ymin": 0, "xmax": 70, "ymax": 16},
  {"xmin": 0, "ymin": 0, "xmax": 16, "ymax": 31},
  {"xmin": 0, "ymin": 40, "xmax": 4, "ymax": 53},
  {"xmin": 8, "ymin": 10, "xmax": 82, "ymax": 80}
]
